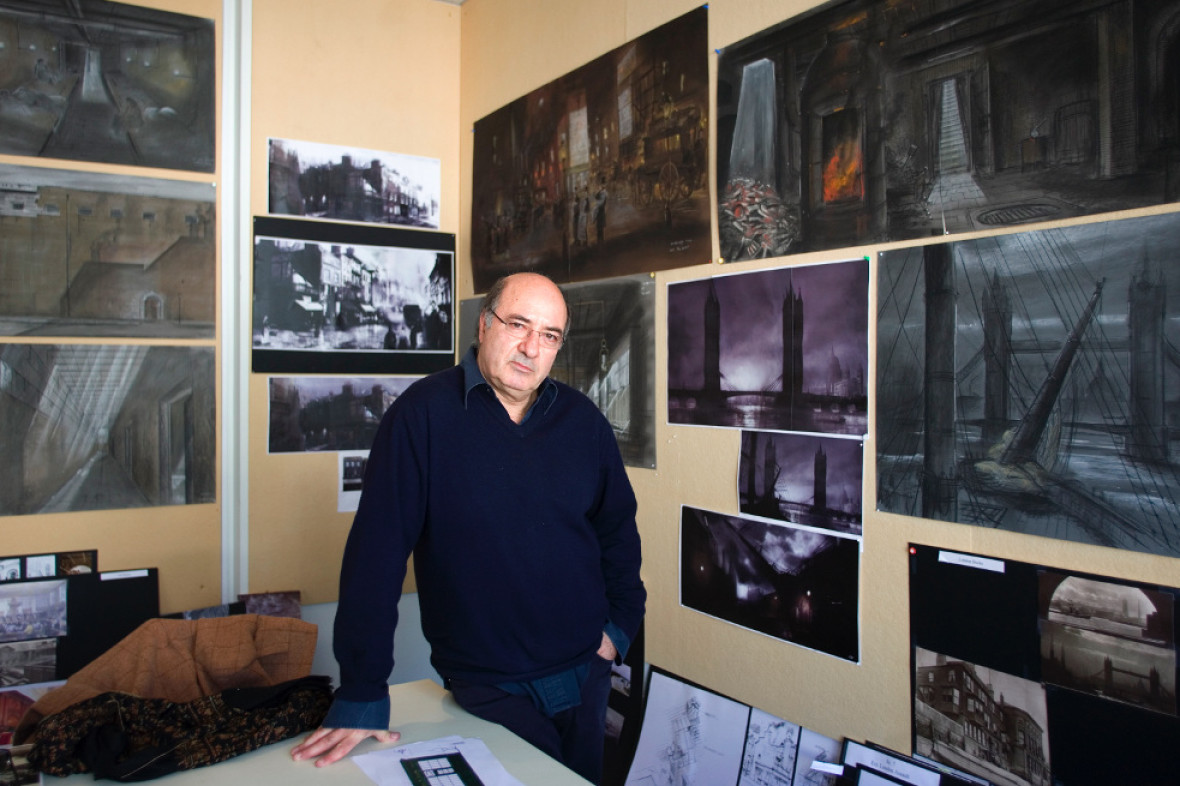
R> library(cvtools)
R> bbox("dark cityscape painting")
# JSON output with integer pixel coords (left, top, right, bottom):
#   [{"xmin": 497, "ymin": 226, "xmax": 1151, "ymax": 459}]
[
  {"xmin": 268, "ymin": 375, "xmax": 419, "ymax": 454},
  {"xmin": 252, "ymin": 217, "xmax": 454, "ymax": 375},
  {"xmin": 739, "ymin": 431, "xmax": 863, "ymax": 536},
  {"xmin": 470, "ymin": 7, "xmax": 710, "ymax": 292},
  {"xmin": 0, "ymin": 344, "xmax": 215, "ymax": 515},
  {"xmin": 268, "ymin": 138, "xmax": 441, "ymax": 229},
  {"xmin": 878, "ymin": 211, "xmax": 1180, "ymax": 559},
  {"xmin": 0, "ymin": 164, "xmax": 215, "ymax": 339},
  {"xmin": 667, "ymin": 259, "xmax": 868, "ymax": 435},
  {"xmin": 0, "ymin": 0, "xmax": 215, "ymax": 171},
  {"xmin": 716, "ymin": 0, "xmax": 1180, "ymax": 261},
  {"xmin": 681, "ymin": 505, "xmax": 860, "ymax": 662}
]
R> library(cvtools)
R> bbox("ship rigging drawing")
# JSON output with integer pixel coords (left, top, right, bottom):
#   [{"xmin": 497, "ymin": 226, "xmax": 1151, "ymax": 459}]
[{"xmin": 877, "ymin": 211, "xmax": 1180, "ymax": 558}]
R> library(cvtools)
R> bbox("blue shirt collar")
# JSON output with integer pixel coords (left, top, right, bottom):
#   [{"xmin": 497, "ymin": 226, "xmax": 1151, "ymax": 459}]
[{"xmin": 460, "ymin": 346, "xmax": 558, "ymax": 421}]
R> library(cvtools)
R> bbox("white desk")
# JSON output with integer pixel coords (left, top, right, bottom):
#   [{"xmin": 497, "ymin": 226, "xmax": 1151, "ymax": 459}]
[{"xmin": 59, "ymin": 679, "xmax": 592, "ymax": 785}]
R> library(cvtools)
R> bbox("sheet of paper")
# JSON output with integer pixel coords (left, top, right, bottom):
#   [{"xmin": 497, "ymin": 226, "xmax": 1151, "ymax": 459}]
[{"xmin": 352, "ymin": 735, "xmax": 525, "ymax": 786}]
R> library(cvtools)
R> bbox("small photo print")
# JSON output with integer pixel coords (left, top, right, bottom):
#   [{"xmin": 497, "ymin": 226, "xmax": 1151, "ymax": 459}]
[
  {"xmin": 1040, "ymin": 571, "xmax": 1177, "ymax": 715},
  {"xmin": 0, "ymin": 638, "xmax": 57, "ymax": 687},
  {"xmin": 21, "ymin": 557, "xmax": 55, "ymax": 579},
  {"xmin": 238, "ymin": 590, "xmax": 301, "ymax": 619},
  {"xmin": 914, "ymin": 647, "xmax": 1051, "ymax": 786},
  {"xmin": 0, "ymin": 561, "xmax": 19, "ymax": 582},
  {"xmin": 0, "ymin": 580, "xmax": 68, "ymax": 643},
  {"xmin": 56, "ymin": 551, "xmax": 97, "ymax": 576}
]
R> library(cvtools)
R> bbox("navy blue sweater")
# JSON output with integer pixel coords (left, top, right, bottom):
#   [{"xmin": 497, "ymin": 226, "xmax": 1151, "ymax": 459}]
[{"xmin": 326, "ymin": 348, "xmax": 645, "ymax": 727}]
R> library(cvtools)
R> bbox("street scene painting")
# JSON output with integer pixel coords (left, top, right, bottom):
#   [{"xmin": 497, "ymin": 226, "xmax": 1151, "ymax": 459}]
[
  {"xmin": 681, "ymin": 505, "xmax": 860, "ymax": 662},
  {"xmin": 877, "ymin": 211, "xmax": 1180, "ymax": 559},
  {"xmin": 459, "ymin": 273, "xmax": 657, "ymax": 469},
  {"xmin": 0, "ymin": 164, "xmax": 215, "ymax": 339},
  {"xmin": 268, "ymin": 138, "xmax": 441, "ymax": 229},
  {"xmin": 252, "ymin": 217, "xmax": 454, "ymax": 375},
  {"xmin": 470, "ymin": 7, "xmax": 709, "ymax": 292},
  {"xmin": 268, "ymin": 375, "xmax": 419, "ymax": 454},
  {"xmin": 739, "ymin": 431, "xmax": 863, "ymax": 536},
  {"xmin": 667, "ymin": 259, "xmax": 868, "ymax": 435},
  {"xmin": 0, "ymin": 344, "xmax": 215, "ymax": 515},
  {"xmin": 0, "ymin": 0, "xmax": 215, "ymax": 171},
  {"xmin": 716, "ymin": 0, "xmax": 1180, "ymax": 261}
]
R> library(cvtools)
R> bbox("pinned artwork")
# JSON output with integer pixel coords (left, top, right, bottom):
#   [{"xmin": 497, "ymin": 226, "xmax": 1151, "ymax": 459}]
[{"xmin": 716, "ymin": 0, "xmax": 1180, "ymax": 261}]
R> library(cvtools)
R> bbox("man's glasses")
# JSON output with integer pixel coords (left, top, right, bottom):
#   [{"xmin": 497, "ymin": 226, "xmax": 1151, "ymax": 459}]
[{"xmin": 489, "ymin": 310, "xmax": 564, "ymax": 349}]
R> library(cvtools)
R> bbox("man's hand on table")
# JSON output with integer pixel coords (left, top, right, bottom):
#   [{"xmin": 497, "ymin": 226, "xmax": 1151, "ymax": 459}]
[{"xmin": 291, "ymin": 726, "xmax": 401, "ymax": 766}]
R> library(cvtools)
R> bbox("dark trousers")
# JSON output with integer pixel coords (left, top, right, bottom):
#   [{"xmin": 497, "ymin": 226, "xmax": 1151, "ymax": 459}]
[{"xmin": 448, "ymin": 656, "xmax": 612, "ymax": 785}]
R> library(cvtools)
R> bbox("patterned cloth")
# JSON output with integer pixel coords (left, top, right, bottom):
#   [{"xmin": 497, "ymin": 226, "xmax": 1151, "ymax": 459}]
[
  {"xmin": 26, "ymin": 676, "xmax": 332, "ymax": 781},
  {"xmin": 14, "ymin": 614, "xmax": 318, "ymax": 743}
]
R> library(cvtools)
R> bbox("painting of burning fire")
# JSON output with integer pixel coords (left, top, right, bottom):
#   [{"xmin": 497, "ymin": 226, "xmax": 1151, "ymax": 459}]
[{"xmin": 716, "ymin": 0, "xmax": 1180, "ymax": 261}]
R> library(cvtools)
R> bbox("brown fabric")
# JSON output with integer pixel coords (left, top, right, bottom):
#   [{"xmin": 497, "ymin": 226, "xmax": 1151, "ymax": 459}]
[{"xmin": 14, "ymin": 614, "xmax": 318, "ymax": 743}]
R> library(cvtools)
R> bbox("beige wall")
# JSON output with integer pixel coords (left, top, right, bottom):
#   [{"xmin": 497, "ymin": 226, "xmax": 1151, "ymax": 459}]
[
  {"xmin": 456, "ymin": 0, "xmax": 1180, "ymax": 751},
  {"xmin": 246, "ymin": 0, "xmax": 462, "ymax": 602}
]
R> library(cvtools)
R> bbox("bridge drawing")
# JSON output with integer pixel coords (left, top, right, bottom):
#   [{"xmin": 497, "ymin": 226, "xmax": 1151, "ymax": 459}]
[{"xmin": 877, "ymin": 211, "xmax": 1180, "ymax": 559}]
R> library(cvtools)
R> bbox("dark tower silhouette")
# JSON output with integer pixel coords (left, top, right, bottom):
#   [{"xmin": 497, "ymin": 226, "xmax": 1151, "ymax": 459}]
[
  {"xmin": 813, "ymin": 444, "xmax": 827, "ymax": 512},
  {"xmin": 1128, "ymin": 248, "xmax": 1168, "ymax": 463},
  {"xmin": 923, "ymin": 242, "xmax": 958, "ymax": 521},
  {"xmin": 982, "ymin": 269, "xmax": 1012, "ymax": 445},
  {"xmin": 763, "ymin": 437, "xmax": 776, "ymax": 499},
  {"xmin": 704, "ymin": 280, "xmax": 721, "ymax": 401},
  {"xmin": 744, "ymin": 432, "xmax": 758, "ymax": 503},
  {"xmin": 782, "ymin": 282, "xmax": 804, "ymax": 404}
]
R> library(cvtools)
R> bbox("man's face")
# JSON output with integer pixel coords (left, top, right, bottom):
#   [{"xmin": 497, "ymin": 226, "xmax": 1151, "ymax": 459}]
[{"xmin": 477, "ymin": 274, "xmax": 567, "ymax": 403}]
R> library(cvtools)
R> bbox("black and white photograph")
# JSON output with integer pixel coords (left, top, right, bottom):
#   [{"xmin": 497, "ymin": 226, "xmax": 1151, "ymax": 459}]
[
  {"xmin": 0, "ymin": 344, "xmax": 216, "ymax": 516},
  {"xmin": 0, "ymin": 0, "xmax": 215, "ymax": 171},
  {"xmin": 878, "ymin": 211, "xmax": 1180, "ymax": 559},
  {"xmin": 460, "ymin": 273, "xmax": 657, "ymax": 468},
  {"xmin": 740, "ymin": 431, "xmax": 863, "ymax": 536},
  {"xmin": 252, "ymin": 216, "xmax": 454, "ymax": 375},
  {"xmin": 909, "ymin": 544, "xmax": 1180, "ymax": 785},
  {"xmin": 470, "ymin": 7, "xmax": 710, "ymax": 291},
  {"xmin": 1040, "ymin": 572, "xmax": 1176, "ymax": 716},
  {"xmin": 914, "ymin": 647, "xmax": 1051, "ymax": 786},
  {"xmin": 668, "ymin": 259, "xmax": 868, "ymax": 435},
  {"xmin": 0, "ymin": 580, "xmax": 67, "ymax": 644},
  {"xmin": 680, "ymin": 505, "xmax": 860, "ymax": 662},
  {"xmin": 716, "ymin": 0, "xmax": 1180, "ymax": 261},
  {"xmin": 268, "ymin": 138, "xmax": 440, "ymax": 229},
  {"xmin": 0, "ymin": 638, "xmax": 57, "ymax": 687},
  {"xmin": 268, "ymin": 375, "xmax": 419, "ymax": 453},
  {"xmin": 21, "ymin": 558, "xmax": 54, "ymax": 580},
  {"xmin": 0, "ymin": 561, "xmax": 18, "ymax": 582},
  {"xmin": 0, "ymin": 164, "xmax": 216, "ymax": 339}
]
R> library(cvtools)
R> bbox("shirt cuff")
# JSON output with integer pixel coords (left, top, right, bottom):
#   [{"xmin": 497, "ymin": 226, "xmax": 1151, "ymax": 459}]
[
  {"xmin": 604, "ymin": 620, "xmax": 631, "ymax": 663},
  {"xmin": 322, "ymin": 693, "xmax": 391, "ymax": 730}
]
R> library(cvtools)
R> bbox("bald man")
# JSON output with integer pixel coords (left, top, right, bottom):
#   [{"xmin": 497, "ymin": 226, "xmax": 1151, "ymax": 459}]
[{"xmin": 293, "ymin": 273, "xmax": 645, "ymax": 785}]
